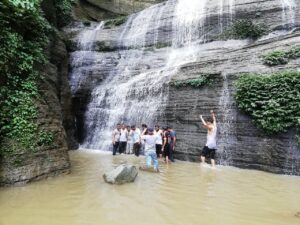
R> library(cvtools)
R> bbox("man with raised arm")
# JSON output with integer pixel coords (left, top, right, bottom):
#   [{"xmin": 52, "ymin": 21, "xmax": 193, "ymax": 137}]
[{"xmin": 200, "ymin": 110, "xmax": 217, "ymax": 167}]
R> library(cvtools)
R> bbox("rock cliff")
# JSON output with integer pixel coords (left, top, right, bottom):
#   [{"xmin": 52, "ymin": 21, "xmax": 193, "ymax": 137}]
[
  {"xmin": 0, "ymin": 0, "xmax": 77, "ymax": 186},
  {"xmin": 73, "ymin": 0, "xmax": 164, "ymax": 21},
  {"xmin": 66, "ymin": 0, "xmax": 300, "ymax": 175}
]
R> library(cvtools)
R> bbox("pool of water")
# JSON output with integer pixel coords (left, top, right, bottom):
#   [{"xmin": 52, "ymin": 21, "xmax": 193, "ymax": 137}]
[{"xmin": 1, "ymin": 150, "xmax": 300, "ymax": 225}]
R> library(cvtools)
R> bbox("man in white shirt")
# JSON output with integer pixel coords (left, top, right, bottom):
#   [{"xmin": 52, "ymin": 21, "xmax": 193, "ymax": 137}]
[
  {"xmin": 200, "ymin": 110, "xmax": 217, "ymax": 167},
  {"xmin": 119, "ymin": 124, "xmax": 128, "ymax": 154},
  {"xmin": 140, "ymin": 128, "xmax": 160, "ymax": 172},
  {"xmin": 154, "ymin": 125, "xmax": 163, "ymax": 159}
]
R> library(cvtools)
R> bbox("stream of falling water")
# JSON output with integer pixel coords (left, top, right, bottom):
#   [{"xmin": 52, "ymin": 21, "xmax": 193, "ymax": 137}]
[
  {"xmin": 69, "ymin": 22, "xmax": 104, "ymax": 94},
  {"xmin": 280, "ymin": 0, "xmax": 296, "ymax": 28}
]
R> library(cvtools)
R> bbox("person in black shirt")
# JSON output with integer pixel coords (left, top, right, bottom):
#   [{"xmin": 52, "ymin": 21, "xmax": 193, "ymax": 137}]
[{"xmin": 162, "ymin": 127, "xmax": 172, "ymax": 163}]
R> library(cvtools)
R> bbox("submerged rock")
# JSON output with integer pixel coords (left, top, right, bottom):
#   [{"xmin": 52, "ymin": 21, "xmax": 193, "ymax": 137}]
[
  {"xmin": 103, "ymin": 164, "xmax": 138, "ymax": 184},
  {"xmin": 295, "ymin": 212, "xmax": 300, "ymax": 218},
  {"xmin": 139, "ymin": 166, "xmax": 159, "ymax": 173}
]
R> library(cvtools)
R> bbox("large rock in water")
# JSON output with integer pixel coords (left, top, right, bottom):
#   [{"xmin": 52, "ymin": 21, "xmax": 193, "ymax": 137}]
[{"xmin": 103, "ymin": 165, "xmax": 138, "ymax": 184}]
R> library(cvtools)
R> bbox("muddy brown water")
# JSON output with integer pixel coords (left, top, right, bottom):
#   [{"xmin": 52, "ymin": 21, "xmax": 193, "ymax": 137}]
[{"xmin": 1, "ymin": 150, "xmax": 300, "ymax": 225}]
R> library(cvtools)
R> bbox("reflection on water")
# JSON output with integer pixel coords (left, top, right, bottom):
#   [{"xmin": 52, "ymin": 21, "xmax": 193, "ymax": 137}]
[{"xmin": 1, "ymin": 150, "xmax": 300, "ymax": 225}]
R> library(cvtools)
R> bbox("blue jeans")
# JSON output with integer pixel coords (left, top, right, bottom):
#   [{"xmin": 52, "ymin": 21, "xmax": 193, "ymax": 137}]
[{"xmin": 146, "ymin": 151, "xmax": 159, "ymax": 170}]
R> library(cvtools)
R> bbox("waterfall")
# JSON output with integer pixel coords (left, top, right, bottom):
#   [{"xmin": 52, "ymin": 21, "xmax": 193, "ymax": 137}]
[
  {"xmin": 217, "ymin": 74, "xmax": 236, "ymax": 165},
  {"xmin": 218, "ymin": 0, "xmax": 235, "ymax": 33},
  {"xmin": 81, "ymin": 2, "xmax": 172, "ymax": 149},
  {"xmin": 172, "ymin": 0, "xmax": 208, "ymax": 47},
  {"xmin": 71, "ymin": 0, "xmax": 243, "ymax": 150},
  {"xmin": 69, "ymin": 22, "xmax": 104, "ymax": 95},
  {"xmin": 280, "ymin": 0, "xmax": 296, "ymax": 29},
  {"xmin": 77, "ymin": 0, "xmax": 214, "ymax": 150}
]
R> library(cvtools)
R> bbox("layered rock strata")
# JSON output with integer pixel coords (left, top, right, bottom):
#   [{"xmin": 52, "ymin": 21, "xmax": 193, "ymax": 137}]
[{"xmin": 67, "ymin": 0, "xmax": 300, "ymax": 175}]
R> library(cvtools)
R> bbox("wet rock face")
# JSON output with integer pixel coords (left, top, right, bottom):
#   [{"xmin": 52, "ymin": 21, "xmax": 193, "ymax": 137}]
[
  {"xmin": 72, "ymin": 0, "xmax": 165, "ymax": 21},
  {"xmin": 67, "ymin": 0, "xmax": 300, "ymax": 175},
  {"xmin": 159, "ymin": 33, "xmax": 300, "ymax": 175},
  {"xmin": 85, "ymin": 0, "xmax": 165, "ymax": 15},
  {"xmin": 0, "ymin": 149, "xmax": 70, "ymax": 186},
  {"xmin": 0, "ymin": 0, "xmax": 78, "ymax": 186}
]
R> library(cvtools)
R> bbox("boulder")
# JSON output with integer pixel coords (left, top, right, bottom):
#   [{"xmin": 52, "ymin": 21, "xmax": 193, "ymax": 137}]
[{"xmin": 103, "ymin": 164, "xmax": 138, "ymax": 184}]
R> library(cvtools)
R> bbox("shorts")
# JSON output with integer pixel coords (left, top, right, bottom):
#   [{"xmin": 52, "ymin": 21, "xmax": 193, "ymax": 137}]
[
  {"xmin": 156, "ymin": 144, "xmax": 162, "ymax": 157},
  {"xmin": 163, "ymin": 144, "xmax": 170, "ymax": 158},
  {"xmin": 201, "ymin": 146, "xmax": 216, "ymax": 159},
  {"xmin": 133, "ymin": 143, "xmax": 141, "ymax": 156}
]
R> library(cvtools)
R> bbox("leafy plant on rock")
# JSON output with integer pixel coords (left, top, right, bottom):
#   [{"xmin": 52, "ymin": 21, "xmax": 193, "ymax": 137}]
[
  {"xmin": 234, "ymin": 70, "xmax": 300, "ymax": 143},
  {"xmin": 262, "ymin": 45, "xmax": 300, "ymax": 66},
  {"xmin": 0, "ymin": 0, "xmax": 55, "ymax": 156},
  {"xmin": 262, "ymin": 50, "xmax": 289, "ymax": 66},
  {"xmin": 54, "ymin": 0, "xmax": 73, "ymax": 28},
  {"xmin": 221, "ymin": 19, "xmax": 268, "ymax": 40},
  {"xmin": 171, "ymin": 75, "xmax": 211, "ymax": 88}
]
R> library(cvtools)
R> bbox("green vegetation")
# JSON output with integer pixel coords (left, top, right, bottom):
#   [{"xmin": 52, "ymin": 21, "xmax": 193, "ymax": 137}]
[
  {"xmin": 171, "ymin": 75, "xmax": 211, "ymax": 88},
  {"xmin": 104, "ymin": 16, "xmax": 127, "ymax": 29},
  {"xmin": 54, "ymin": 0, "xmax": 73, "ymax": 28},
  {"xmin": 0, "ymin": 0, "xmax": 69, "ymax": 156},
  {"xmin": 262, "ymin": 45, "xmax": 300, "ymax": 66},
  {"xmin": 234, "ymin": 70, "xmax": 300, "ymax": 142},
  {"xmin": 221, "ymin": 19, "xmax": 268, "ymax": 40}
]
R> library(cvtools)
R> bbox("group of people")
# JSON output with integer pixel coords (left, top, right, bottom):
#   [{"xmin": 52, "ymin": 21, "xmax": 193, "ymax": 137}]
[
  {"xmin": 112, "ymin": 124, "xmax": 176, "ymax": 171},
  {"xmin": 112, "ymin": 110, "xmax": 217, "ymax": 171}
]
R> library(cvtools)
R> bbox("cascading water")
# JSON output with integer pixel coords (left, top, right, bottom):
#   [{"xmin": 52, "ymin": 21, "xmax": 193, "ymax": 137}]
[
  {"xmin": 70, "ymin": 0, "xmax": 242, "ymax": 152},
  {"xmin": 77, "ymin": 0, "xmax": 215, "ymax": 150},
  {"xmin": 69, "ymin": 22, "xmax": 104, "ymax": 95},
  {"xmin": 81, "ymin": 2, "xmax": 171, "ymax": 149},
  {"xmin": 172, "ymin": 0, "xmax": 208, "ymax": 47},
  {"xmin": 218, "ymin": 0, "xmax": 235, "ymax": 33},
  {"xmin": 280, "ymin": 0, "xmax": 296, "ymax": 29}
]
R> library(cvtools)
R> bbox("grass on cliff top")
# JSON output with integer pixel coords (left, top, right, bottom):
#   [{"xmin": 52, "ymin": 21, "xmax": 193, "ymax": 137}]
[{"xmin": 234, "ymin": 70, "xmax": 300, "ymax": 142}]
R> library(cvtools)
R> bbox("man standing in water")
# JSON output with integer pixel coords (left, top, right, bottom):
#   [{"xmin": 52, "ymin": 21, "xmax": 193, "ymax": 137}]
[
  {"xmin": 130, "ymin": 125, "xmax": 141, "ymax": 157},
  {"xmin": 200, "ymin": 110, "xmax": 217, "ymax": 167},
  {"xmin": 140, "ymin": 127, "xmax": 160, "ymax": 172},
  {"xmin": 112, "ymin": 124, "xmax": 121, "ymax": 155},
  {"xmin": 167, "ymin": 126, "xmax": 176, "ymax": 162},
  {"xmin": 154, "ymin": 125, "xmax": 163, "ymax": 159},
  {"xmin": 119, "ymin": 124, "xmax": 128, "ymax": 154}
]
